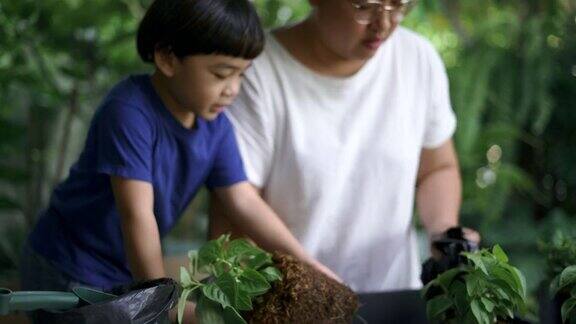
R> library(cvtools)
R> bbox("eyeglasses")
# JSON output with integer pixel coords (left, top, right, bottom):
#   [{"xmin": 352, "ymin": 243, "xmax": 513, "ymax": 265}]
[{"xmin": 349, "ymin": 0, "xmax": 417, "ymax": 25}]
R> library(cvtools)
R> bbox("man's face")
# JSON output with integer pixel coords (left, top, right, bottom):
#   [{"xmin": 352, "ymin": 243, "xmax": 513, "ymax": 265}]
[
  {"xmin": 310, "ymin": 0, "xmax": 406, "ymax": 60},
  {"xmin": 166, "ymin": 54, "xmax": 251, "ymax": 120}
]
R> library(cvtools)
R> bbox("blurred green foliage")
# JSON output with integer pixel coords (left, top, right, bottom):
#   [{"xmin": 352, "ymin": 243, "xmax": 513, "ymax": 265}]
[{"xmin": 0, "ymin": 1, "xmax": 575, "ymax": 312}]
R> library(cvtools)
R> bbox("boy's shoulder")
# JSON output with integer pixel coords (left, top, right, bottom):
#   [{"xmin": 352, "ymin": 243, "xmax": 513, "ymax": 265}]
[
  {"xmin": 105, "ymin": 75, "xmax": 152, "ymax": 107},
  {"xmin": 94, "ymin": 75, "xmax": 158, "ymax": 129}
]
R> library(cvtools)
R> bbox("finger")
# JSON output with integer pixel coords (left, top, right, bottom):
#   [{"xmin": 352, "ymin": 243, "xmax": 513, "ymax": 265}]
[{"xmin": 463, "ymin": 228, "xmax": 481, "ymax": 243}]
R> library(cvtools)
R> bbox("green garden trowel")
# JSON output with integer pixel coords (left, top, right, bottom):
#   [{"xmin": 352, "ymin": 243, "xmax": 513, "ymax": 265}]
[{"xmin": 0, "ymin": 286, "xmax": 116, "ymax": 315}]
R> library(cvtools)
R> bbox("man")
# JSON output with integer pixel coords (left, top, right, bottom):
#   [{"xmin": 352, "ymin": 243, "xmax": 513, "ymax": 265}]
[{"xmin": 210, "ymin": 0, "xmax": 479, "ymax": 292}]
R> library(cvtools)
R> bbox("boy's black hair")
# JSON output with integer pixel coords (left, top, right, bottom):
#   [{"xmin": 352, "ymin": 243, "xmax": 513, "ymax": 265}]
[{"xmin": 137, "ymin": 0, "xmax": 264, "ymax": 62}]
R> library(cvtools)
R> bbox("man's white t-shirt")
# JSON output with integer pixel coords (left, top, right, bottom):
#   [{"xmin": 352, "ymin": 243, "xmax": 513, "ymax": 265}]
[{"xmin": 225, "ymin": 27, "xmax": 457, "ymax": 293}]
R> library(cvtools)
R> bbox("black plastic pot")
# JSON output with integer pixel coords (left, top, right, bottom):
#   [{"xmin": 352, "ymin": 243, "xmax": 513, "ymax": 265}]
[
  {"xmin": 538, "ymin": 285, "xmax": 564, "ymax": 324},
  {"xmin": 354, "ymin": 290, "xmax": 428, "ymax": 324},
  {"xmin": 353, "ymin": 289, "xmax": 533, "ymax": 324}
]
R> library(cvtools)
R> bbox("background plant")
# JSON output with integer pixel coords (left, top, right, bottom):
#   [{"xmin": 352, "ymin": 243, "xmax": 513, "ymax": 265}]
[
  {"xmin": 540, "ymin": 231, "xmax": 576, "ymax": 284},
  {"xmin": 549, "ymin": 265, "xmax": 576, "ymax": 324},
  {"xmin": 540, "ymin": 231, "xmax": 576, "ymax": 323},
  {"xmin": 422, "ymin": 245, "xmax": 527, "ymax": 324},
  {"xmin": 177, "ymin": 234, "xmax": 282, "ymax": 324}
]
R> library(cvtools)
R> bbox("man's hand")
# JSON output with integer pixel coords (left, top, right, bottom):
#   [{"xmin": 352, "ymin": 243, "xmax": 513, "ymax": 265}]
[
  {"xmin": 429, "ymin": 226, "xmax": 481, "ymax": 260},
  {"xmin": 461, "ymin": 227, "xmax": 481, "ymax": 244}
]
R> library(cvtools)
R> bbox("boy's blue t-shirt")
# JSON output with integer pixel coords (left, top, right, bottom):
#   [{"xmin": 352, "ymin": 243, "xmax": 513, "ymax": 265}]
[{"xmin": 29, "ymin": 75, "xmax": 247, "ymax": 289}]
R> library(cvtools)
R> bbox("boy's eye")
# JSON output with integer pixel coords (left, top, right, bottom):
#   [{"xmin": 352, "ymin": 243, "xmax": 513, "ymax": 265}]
[{"xmin": 213, "ymin": 73, "xmax": 228, "ymax": 80}]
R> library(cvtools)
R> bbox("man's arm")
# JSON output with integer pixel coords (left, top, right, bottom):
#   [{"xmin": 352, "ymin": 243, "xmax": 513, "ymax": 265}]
[
  {"xmin": 110, "ymin": 176, "xmax": 166, "ymax": 280},
  {"xmin": 416, "ymin": 139, "xmax": 480, "ymax": 242},
  {"xmin": 416, "ymin": 140, "xmax": 462, "ymax": 239}
]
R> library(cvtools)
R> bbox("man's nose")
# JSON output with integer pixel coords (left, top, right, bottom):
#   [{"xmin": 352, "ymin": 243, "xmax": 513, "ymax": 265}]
[{"xmin": 370, "ymin": 10, "xmax": 394, "ymax": 33}]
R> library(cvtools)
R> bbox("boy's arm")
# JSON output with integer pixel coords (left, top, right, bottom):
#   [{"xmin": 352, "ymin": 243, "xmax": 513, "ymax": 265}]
[
  {"xmin": 212, "ymin": 181, "xmax": 341, "ymax": 282},
  {"xmin": 111, "ymin": 176, "xmax": 166, "ymax": 280}
]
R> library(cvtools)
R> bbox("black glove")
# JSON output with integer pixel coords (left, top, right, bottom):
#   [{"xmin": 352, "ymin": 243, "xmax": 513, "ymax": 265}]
[{"xmin": 420, "ymin": 226, "xmax": 479, "ymax": 285}]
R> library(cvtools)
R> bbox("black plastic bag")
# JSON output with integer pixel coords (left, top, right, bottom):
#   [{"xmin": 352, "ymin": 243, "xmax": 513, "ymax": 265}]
[{"xmin": 35, "ymin": 278, "xmax": 179, "ymax": 324}]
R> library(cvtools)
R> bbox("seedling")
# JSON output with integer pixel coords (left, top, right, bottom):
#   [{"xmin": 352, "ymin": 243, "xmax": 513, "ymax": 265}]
[{"xmin": 177, "ymin": 234, "xmax": 282, "ymax": 324}]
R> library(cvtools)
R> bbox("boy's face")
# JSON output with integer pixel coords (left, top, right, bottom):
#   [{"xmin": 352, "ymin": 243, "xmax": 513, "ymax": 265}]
[{"xmin": 160, "ymin": 53, "xmax": 251, "ymax": 121}]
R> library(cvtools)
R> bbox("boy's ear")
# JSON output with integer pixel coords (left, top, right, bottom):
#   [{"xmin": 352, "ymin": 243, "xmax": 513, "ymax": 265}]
[{"xmin": 153, "ymin": 47, "xmax": 177, "ymax": 78}]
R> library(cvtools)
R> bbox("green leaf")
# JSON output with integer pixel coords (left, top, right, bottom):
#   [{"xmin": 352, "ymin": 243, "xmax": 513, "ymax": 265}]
[
  {"xmin": 560, "ymin": 266, "xmax": 576, "ymax": 291},
  {"xmin": 217, "ymin": 272, "xmax": 239, "ymax": 308},
  {"xmin": 178, "ymin": 288, "xmax": 193, "ymax": 324},
  {"xmin": 451, "ymin": 280, "xmax": 469, "ymax": 318},
  {"xmin": 198, "ymin": 239, "xmax": 224, "ymax": 270},
  {"xmin": 180, "ymin": 266, "xmax": 193, "ymax": 288},
  {"xmin": 493, "ymin": 286, "xmax": 511, "ymax": 301},
  {"xmin": 214, "ymin": 260, "xmax": 230, "ymax": 277},
  {"xmin": 238, "ymin": 268, "xmax": 270, "ymax": 295},
  {"xmin": 491, "ymin": 267, "xmax": 523, "ymax": 296},
  {"xmin": 196, "ymin": 295, "xmax": 226, "ymax": 324},
  {"xmin": 245, "ymin": 251, "xmax": 273, "ymax": 270},
  {"xmin": 471, "ymin": 299, "xmax": 489, "ymax": 324},
  {"xmin": 562, "ymin": 297, "xmax": 576, "ymax": 324},
  {"xmin": 188, "ymin": 250, "xmax": 199, "ymax": 277},
  {"xmin": 234, "ymin": 290, "xmax": 253, "ymax": 311},
  {"xmin": 437, "ymin": 268, "xmax": 464, "ymax": 290},
  {"xmin": 260, "ymin": 266, "xmax": 282, "ymax": 282},
  {"xmin": 491, "ymin": 278, "xmax": 523, "ymax": 302},
  {"xmin": 492, "ymin": 245, "xmax": 509, "ymax": 263},
  {"xmin": 426, "ymin": 295, "xmax": 453, "ymax": 319},
  {"xmin": 202, "ymin": 282, "xmax": 232, "ymax": 309},
  {"xmin": 464, "ymin": 253, "xmax": 489, "ymax": 275},
  {"xmin": 480, "ymin": 297, "xmax": 495, "ymax": 312},
  {"xmin": 227, "ymin": 239, "xmax": 259, "ymax": 258},
  {"xmin": 466, "ymin": 273, "xmax": 483, "ymax": 297},
  {"xmin": 510, "ymin": 266, "xmax": 528, "ymax": 301},
  {"xmin": 223, "ymin": 306, "xmax": 247, "ymax": 324}
]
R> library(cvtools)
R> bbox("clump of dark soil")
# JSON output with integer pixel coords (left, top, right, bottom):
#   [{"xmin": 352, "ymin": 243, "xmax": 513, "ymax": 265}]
[{"xmin": 246, "ymin": 253, "xmax": 359, "ymax": 323}]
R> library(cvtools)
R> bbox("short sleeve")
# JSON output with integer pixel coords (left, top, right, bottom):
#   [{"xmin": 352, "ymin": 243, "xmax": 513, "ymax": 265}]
[
  {"xmin": 205, "ymin": 116, "xmax": 248, "ymax": 189},
  {"xmin": 224, "ymin": 65, "xmax": 275, "ymax": 188},
  {"xmin": 422, "ymin": 45, "xmax": 457, "ymax": 149},
  {"xmin": 95, "ymin": 100, "xmax": 154, "ymax": 182}
]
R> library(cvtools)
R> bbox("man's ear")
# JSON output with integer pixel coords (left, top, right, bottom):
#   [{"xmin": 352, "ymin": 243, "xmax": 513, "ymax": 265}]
[{"xmin": 153, "ymin": 47, "xmax": 177, "ymax": 78}]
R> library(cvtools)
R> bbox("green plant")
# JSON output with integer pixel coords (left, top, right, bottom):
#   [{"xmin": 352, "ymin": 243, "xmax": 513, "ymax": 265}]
[
  {"xmin": 177, "ymin": 234, "xmax": 282, "ymax": 324},
  {"xmin": 541, "ymin": 231, "xmax": 576, "ymax": 323},
  {"xmin": 549, "ymin": 265, "xmax": 576, "ymax": 323},
  {"xmin": 422, "ymin": 245, "xmax": 527, "ymax": 324},
  {"xmin": 540, "ymin": 231, "xmax": 576, "ymax": 283}
]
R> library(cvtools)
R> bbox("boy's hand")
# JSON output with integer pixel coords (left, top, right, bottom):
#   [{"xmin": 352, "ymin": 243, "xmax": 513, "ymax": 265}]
[
  {"xmin": 169, "ymin": 301, "xmax": 196, "ymax": 324},
  {"xmin": 308, "ymin": 259, "xmax": 343, "ymax": 283}
]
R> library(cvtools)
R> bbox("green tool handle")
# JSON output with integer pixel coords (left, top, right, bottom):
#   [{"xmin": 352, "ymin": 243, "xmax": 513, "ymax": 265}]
[{"xmin": 0, "ymin": 288, "xmax": 80, "ymax": 315}]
